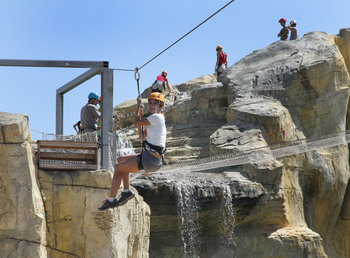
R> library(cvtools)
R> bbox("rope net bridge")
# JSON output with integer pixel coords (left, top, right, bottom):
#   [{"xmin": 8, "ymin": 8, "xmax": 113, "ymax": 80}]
[{"xmin": 158, "ymin": 130, "xmax": 350, "ymax": 174}]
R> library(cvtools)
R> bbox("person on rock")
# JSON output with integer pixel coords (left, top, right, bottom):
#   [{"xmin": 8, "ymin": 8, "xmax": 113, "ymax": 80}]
[
  {"xmin": 215, "ymin": 45, "xmax": 228, "ymax": 79},
  {"xmin": 98, "ymin": 92, "xmax": 167, "ymax": 210},
  {"xmin": 278, "ymin": 18, "xmax": 289, "ymax": 41},
  {"xmin": 151, "ymin": 71, "xmax": 173, "ymax": 93},
  {"xmin": 287, "ymin": 20, "xmax": 298, "ymax": 40}
]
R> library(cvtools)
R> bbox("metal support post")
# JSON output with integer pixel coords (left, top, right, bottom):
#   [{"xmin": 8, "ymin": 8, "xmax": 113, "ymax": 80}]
[
  {"xmin": 101, "ymin": 68, "xmax": 113, "ymax": 170},
  {"xmin": 56, "ymin": 93, "xmax": 64, "ymax": 136}
]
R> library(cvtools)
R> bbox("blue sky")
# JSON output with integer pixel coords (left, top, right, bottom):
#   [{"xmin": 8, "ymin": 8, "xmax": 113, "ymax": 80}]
[{"xmin": 1, "ymin": 0, "xmax": 349, "ymax": 140}]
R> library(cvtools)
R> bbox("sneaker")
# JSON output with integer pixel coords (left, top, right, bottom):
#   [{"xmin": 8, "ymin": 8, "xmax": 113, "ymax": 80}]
[
  {"xmin": 116, "ymin": 190, "xmax": 135, "ymax": 206},
  {"xmin": 98, "ymin": 198, "xmax": 118, "ymax": 210}
]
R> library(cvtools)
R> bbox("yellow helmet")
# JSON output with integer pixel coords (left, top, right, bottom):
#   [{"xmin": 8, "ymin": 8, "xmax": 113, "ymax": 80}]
[{"xmin": 148, "ymin": 92, "xmax": 165, "ymax": 104}]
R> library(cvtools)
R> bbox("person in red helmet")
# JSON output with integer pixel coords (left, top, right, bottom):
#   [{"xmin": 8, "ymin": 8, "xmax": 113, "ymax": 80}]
[
  {"xmin": 277, "ymin": 18, "xmax": 289, "ymax": 41},
  {"xmin": 215, "ymin": 45, "xmax": 228, "ymax": 79},
  {"xmin": 98, "ymin": 92, "xmax": 167, "ymax": 210}
]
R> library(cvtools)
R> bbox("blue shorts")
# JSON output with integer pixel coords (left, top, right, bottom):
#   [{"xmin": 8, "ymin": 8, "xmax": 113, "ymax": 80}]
[{"xmin": 137, "ymin": 150, "xmax": 162, "ymax": 172}]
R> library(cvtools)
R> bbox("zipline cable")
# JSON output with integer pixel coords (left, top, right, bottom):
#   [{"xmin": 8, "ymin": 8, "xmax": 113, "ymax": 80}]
[
  {"xmin": 137, "ymin": 0, "xmax": 236, "ymax": 71},
  {"xmin": 73, "ymin": 0, "xmax": 236, "ymax": 73}
]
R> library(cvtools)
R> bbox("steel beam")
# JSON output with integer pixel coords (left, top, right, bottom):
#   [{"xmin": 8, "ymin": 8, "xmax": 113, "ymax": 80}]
[
  {"xmin": 0, "ymin": 59, "xmax": 108, "ymax": 68},
  {"xmin": 56, "ymin": 68, "xmax": 101, "ymax": 95}
]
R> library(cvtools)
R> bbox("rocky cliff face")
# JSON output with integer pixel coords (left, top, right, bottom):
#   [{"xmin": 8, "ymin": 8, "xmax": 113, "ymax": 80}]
[
  {"xmin": 1, "ymin": 28, "xmax": 350, "ymax": 258},
  {"xmin": 122, "ymin": 29, "xmax": 350, "ymax": 257},
  {"xmin": 0, "ymin": 112, "xmax": 150, "ymax": 257},
  {"xmin": 0, "ymin": 113, "xmax": 47, "ymax": 257}
]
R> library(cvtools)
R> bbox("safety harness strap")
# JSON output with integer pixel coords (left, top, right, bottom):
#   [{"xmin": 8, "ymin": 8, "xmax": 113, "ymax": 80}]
[{"xmin": 143, "ymin": 140, "xmax": 166, "ymax": 156}]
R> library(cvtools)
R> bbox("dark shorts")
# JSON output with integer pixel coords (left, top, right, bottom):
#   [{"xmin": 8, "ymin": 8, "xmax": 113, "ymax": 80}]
[{"xmin": 137, "ymin": 150, "xmax": 162, "ymax": 172}]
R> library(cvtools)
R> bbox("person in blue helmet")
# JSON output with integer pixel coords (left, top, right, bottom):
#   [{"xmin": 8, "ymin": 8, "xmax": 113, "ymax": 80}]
[{"xmin": 80, "ymin": 92, "xmax": 101, "ymax": 133}]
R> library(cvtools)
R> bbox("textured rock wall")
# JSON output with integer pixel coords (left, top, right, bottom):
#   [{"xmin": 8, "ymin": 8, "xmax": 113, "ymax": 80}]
[
  {"xmin": 0, "ymin": 112, "xmax": 151, "ymax": 258},
  {"xmin": 38, "ymin": 169, "xmax": 150, "ymax": 258},
  {"xmin": 2, "ymin": 28, "xmax": 350, "ymax": 258},
  {"xmin": 0, "ymin": 112, "xmax": 47, "ymax": 257},
  {"xmin": 126, "ymin": 29, "xmax": 350, "ymax": 257}
]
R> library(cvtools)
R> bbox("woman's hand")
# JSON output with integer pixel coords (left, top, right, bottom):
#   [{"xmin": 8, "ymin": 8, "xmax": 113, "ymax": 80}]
[{"xmin": 137, "ymin": 95, "xmax": 142, "ymax": 106}]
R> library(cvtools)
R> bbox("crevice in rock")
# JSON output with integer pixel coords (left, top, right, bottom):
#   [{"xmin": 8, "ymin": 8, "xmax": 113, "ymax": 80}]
[
  {"xmin": 3, "ymin": 237, "xmax": 80, "ymax": 258},
  {"xmin": 4, "ymin": 236, "xmax": 42, "ymax": 246}
]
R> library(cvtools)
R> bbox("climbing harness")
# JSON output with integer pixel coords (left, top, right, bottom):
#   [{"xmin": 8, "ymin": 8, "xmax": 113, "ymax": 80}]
[{"xmin": 143, "ymin": 140, "xmax": 166, "ymax": 156}]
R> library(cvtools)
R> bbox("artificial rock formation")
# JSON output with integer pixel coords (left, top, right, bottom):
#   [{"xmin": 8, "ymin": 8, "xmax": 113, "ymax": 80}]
[
  {"xmin": 2, "ymin": 28, "xmax": 350, "ymax": 258},
  {"xmin": 119, "ymin": 29, "xmax": 350, "ymax": 257},
  {"xmin": 0, "ymin": 112, "xmax": 47, "ymax": 257},
  {"xmin": 0, "ymin": 112, "xmax": 151, "ymax": 258},
  {"xmin": 38, "ymin": 169, "xmax": 150, "ymax": 258}
]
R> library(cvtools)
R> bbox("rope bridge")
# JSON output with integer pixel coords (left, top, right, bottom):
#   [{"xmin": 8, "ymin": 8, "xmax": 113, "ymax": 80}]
[{"xmin": 159, "ymin": 130, "xmax": 350, "ymax": 173}]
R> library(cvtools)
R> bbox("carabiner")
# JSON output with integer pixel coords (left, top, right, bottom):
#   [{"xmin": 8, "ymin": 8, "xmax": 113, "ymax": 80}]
[{"xmin": 134, "ymin": 67, "xmax": 140, "ymax": 81}]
